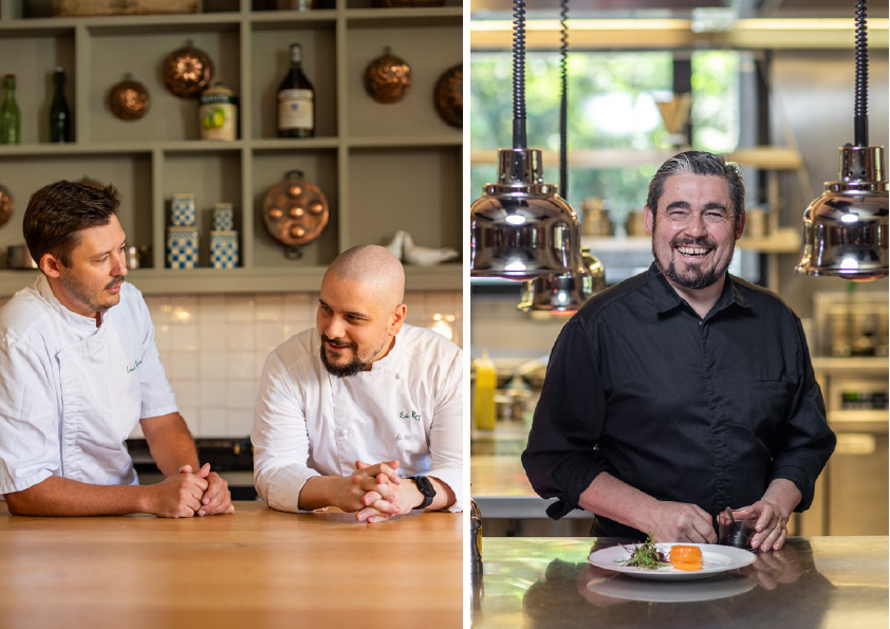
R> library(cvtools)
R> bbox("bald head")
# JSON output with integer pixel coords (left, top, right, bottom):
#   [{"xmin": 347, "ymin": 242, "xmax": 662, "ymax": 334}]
[{"xmin": 325, "ymin": 245, "xmax": 405, "ymax": 309}]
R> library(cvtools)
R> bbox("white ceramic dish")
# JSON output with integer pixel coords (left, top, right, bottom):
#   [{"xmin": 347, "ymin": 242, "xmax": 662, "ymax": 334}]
[{"xmin": 588, "ymin": 543, "xmax": 756, "ymax": 581}]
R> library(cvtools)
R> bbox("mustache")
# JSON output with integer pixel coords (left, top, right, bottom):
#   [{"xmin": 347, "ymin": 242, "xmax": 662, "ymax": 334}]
[
  {"xmin": 105, "ymin": 276, "xmax": 125, "ymax": 290},
  {"xmin": 671, "ymin": 236, "xmax": 716, "ymax": 249},
  {"xmin": 321, "ymin": 335, "xmax": 355, "ymax": 350}
]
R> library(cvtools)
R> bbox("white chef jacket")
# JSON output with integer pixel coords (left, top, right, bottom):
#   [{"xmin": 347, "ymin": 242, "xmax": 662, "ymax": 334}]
[
  {"xmin": 252, "ymin": 324, "xmax": 463, "ymax": 514},
  {"xmin": 0, "ymin": 276, "xmax": 178, "ymax": 494}
]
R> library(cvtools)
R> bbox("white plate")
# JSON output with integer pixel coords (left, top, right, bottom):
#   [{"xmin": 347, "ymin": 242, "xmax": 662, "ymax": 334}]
[
  {"xmin": 586, "ymin": 572, "xmax": 756, "ymax": 603},
  {"xmin": 588, "ymin": 543, "xmax": 756, "ymax": 581}
]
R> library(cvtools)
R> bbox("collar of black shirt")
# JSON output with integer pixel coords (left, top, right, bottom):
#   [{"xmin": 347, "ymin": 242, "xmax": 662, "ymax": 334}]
[{"xmin": 647, "ymin": 263, "xmax": 751, "ymax": 321}]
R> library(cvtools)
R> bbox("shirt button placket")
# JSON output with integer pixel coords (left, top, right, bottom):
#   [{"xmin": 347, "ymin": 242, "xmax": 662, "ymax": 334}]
[{"xmin": 702, "ymin": 318, "xmax": 729, "ymax": 511}]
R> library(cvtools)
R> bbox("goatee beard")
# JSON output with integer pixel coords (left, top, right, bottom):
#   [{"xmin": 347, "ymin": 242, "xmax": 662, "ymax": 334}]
[
  {"xmin": 319, "ymin": 337, "xmax": 367, "ymax": 378},
  {"xmin": 653, "ymin": 237, "xmax": 725, "ymax": 290},
  {"xmin": 655, "ymin": 258, "xmax": 724, "ymax": 290}
]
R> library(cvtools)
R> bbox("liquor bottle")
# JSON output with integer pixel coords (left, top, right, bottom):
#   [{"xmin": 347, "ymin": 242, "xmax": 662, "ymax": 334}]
[
  {"xmin": 0, "ymin": 73, "xmax": 20, "ymax": 145},
  {"xmin": 49, "ymin": 68, "xmax": 71, "ymax": 143},
  {"xmin": 276, "ymin": 44, "xmax": 315, "ymax": 138}
]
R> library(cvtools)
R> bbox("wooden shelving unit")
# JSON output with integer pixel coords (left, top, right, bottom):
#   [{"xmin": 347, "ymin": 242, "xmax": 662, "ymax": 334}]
[{"xmin": 0, "ymin": 0, "xmax": 462, "ymax": 295}]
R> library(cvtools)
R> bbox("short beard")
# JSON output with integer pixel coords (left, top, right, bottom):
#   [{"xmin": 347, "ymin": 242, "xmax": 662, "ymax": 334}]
[
  {"xmin": 653, "ymin": 237, "xmax": 726, "ymax": 290},
  {"xmin": 60, "ymin": 273, "xmax": 124, "ymax": 314},
  {"xmin": 319, "ymin": 339, "xmax": 368, "ymax": 378}
]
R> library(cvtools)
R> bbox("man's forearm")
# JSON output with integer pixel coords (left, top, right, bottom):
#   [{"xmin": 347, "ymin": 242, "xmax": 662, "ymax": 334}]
[
  {"xmin": 298, "ymin": 475, "xmax": 345, "ymax": 511},
  {"xmin": 141, "ymin": 413, "xmax": 200, "ymax": 477},
  {"xmin": 578, "ymin": 472, "xmax": 660, "ymax": 532},
  {"xmin": 4, "ymin": 476, "xmax": 151, "ymax": 516}
]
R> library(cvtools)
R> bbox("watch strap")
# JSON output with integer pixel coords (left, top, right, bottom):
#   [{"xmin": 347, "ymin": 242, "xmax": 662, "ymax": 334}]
[{"xmin": 409, "ymin": 475, "xmax": 435, "ymax": 509}]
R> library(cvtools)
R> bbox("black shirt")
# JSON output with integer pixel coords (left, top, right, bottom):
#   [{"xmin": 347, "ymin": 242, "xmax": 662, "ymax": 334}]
[{"xmin": 521, "ymin": 264, "xmax": 836, "ymax": 536}]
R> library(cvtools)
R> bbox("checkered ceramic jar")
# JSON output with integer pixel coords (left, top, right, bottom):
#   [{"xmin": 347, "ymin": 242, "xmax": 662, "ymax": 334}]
[
  {"xmin": 210, "ymin": 230, "xmax": 239, "ymax": 269},
  {"xmin": 171, "ymin": 194, "xmax": 196, "ymax": 227},
  {"xmin": 213, "ymin": 203, "xmax": 235, "ymax": 231},
  {"xmin": 167, "ymin": 227, "xmax": 199, "ymax": 269}
]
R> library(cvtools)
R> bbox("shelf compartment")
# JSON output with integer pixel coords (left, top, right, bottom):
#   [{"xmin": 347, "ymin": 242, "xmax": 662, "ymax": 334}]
[
  {"xmin": 250, "ymin": 149, "xmax": 340, "ymax": 268},
  {"xmin": 345, "ymin": 145, "xmax": 461, "ymax": 255},
  {"xmin": 0, "ymin": 30, "xmax": 75, "ymax": 145},
  {"xmin": 161, "ymin": 152, "xmax": 243, "ymax": 268},
  {"xmin": 249, "ymin": 22, "xmax": 337, "ymax": 140},
  {"xmin": 345, "ymin": 21, "xmax": 461, "ymax": 139},
  {"xmin": 87, "ymin": 29, "xmax": 241, "ymax": 143},
  {"xmin": 0, "ymin": 152, "xmax": 153, "ymax": 253}
]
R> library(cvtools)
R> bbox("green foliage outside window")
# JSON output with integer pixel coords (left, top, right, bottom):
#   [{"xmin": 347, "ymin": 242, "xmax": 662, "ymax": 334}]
[{"xmin": 470, "ymin": 50, "xmax": 740, "ymax": 224}]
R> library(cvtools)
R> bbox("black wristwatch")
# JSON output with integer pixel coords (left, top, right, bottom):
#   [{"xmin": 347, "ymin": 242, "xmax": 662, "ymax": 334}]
[{"xmin": 409, "ymin": 475, "xmax": 436, "ymax": 509}]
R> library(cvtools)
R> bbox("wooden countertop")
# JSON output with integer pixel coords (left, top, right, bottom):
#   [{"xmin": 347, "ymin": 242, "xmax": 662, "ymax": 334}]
[
  {"xmin": 0, "ymin": 500, "xmax": 462, "ymax": 629},
  {"xmin": 472, "ymin": 536, "xmax": 889, "ymax": 629}
]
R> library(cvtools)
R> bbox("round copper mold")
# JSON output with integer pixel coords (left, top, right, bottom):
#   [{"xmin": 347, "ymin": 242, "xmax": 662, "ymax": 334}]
[
  {"xmin": 434, "ymin": 64, "xmax": 462, "ymax": 128},
  {"xmin": 363, "ymin": 47, "xmax": 411, "ymax": 104},
  {"xmin": 0, "ymin": 183, "xmax": 13, "ymax": 228},
  {"xmin": 109, "ymin": 74, "xmax": 150, "ymax": 121},
  {"xmin": 262, "ymin": 170, "xmax": 329, "ymax": 249},
  {"xmin": 163, "ymin": 42, "xmax": 214, "ymax": 99}
]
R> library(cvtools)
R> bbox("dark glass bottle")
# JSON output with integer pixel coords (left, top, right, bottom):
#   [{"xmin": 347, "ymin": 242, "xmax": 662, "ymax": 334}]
[
  {"xmin": 276, "ymin": 44, "xmax": 315, "ymax": 138},
  {"xmin": 0, "ymin": 73, "xmax": 20, "ymax": 145},
  {"xmin": 50, "ymin": 68, "xmax": 71, "ymax": 143}
]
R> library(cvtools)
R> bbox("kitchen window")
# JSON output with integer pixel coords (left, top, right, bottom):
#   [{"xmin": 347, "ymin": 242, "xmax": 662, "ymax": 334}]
[{"xmin": 470, "ymin": 50, "xmax": 741, "ymax": 219}]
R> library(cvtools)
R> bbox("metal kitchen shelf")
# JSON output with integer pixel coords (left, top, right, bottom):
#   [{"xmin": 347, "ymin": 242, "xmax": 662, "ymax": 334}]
[{"xmin": 469, "ymin": 17, "xmax": 890, "ymax": 51}]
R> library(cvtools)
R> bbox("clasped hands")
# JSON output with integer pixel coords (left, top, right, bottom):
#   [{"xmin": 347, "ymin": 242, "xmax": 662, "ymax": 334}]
[
  {"xmin": 151, "ymin": 462, "xmax": 234, "ymax": 518},
  {"xmin": 337, "ymin": 459, "xmax": 421, "ymax": 524}
]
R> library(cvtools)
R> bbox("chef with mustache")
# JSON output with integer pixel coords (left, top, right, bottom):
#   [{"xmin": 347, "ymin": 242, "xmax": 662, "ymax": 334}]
[
  {"xmin": 252, "ymin": 245, "xmax": 462, "ymax": 521},
  {"xmin": 522, "ymin": 151, "xmax": 835, "ymax": 552},
  {"xmin": 0, "ymin": 180, "xmax": 233, "ymax": 518}
]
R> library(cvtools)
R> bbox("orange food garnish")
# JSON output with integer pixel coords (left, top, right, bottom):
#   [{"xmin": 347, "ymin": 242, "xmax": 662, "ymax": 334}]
[{"xmin": 669, "ymin": 545, "xmax": 703, "ymax": 571}]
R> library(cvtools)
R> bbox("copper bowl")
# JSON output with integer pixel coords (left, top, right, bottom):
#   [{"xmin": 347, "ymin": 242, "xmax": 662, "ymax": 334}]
[
  {"xmin": 0, "ymin": 183, "xmax": 12, "ymax": 228},
  {"xmin": 109, "ymin": 75, "xmax": 150, "ymax": 121},
  {"xmin": 363, "ymin": 48, "xmax": 411, "ymax": 104},
  {"xmin": 163, "ymin": 42, "xmax": 214, "ymax": 99},
  {"xmin": 434, "ymin": 64, "xmax": 462, "ymax": 128}
]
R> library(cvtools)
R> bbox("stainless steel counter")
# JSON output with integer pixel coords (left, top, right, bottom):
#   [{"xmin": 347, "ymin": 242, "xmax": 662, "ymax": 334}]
[{"xmin": 471, "ymin": 536, "xmax": 889, "ymax": 629}]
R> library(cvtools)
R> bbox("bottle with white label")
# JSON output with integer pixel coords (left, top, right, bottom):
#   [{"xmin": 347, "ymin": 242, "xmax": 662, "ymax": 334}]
[{"xmin": 277, "ymin": 43, "xmax": 315, "ymax": 138}]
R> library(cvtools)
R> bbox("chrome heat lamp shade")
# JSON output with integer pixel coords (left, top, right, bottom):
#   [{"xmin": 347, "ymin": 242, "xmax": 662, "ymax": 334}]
[
  {"xmin": 517, "ymin": 248, "xmax": 606, "ymax": 314},
  {"xmin": 795, "ymin": 145, "xmax": 888, "ymax": 280},
  {"xmin": 470, "ymin": 148, "xmax": 587, "ymax": 280}
]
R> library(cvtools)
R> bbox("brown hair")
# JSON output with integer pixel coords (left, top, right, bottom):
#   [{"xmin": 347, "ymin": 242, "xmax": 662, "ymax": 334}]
[{"xmin": 23, "ymin": 180, "xmax": 120, "ymax": 267}]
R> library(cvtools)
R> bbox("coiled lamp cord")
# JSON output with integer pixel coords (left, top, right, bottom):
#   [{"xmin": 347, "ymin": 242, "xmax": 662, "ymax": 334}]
[
  {"xmin": 854, "ymin": 0, "xmax": 869, "ymax": 147},
  {"xmin": 559, "ymin": 0, "xmax": 569, "ymax": 199},
  {"xmin": 511, "ymin": 0, "xmax": 527, "ymax": 149}
]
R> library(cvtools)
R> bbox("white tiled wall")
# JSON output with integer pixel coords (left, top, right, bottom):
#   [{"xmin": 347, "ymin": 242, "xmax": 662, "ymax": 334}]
[
  {"xmin": 0, "ymin": 288, "xmax": 461, "ymax": 438},
  {"xmin": 141, "ymin": 290, "xmax": 462, "ymax": 438}
]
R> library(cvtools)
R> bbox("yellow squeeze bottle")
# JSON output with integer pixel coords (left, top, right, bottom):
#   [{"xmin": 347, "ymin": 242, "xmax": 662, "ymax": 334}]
[{"xmin": 474, "ymin": 350, "xmax": 497, "ymax": 431}]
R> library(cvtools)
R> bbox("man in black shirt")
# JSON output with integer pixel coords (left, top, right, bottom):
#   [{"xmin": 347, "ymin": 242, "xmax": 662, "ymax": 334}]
[{"xmin": 521, "ymin": 151, "xmax": 836, "ymax": 552}]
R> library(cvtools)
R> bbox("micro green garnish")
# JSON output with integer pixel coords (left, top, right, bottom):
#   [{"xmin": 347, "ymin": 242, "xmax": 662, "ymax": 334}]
[{"xmin": 620, "ymin": 534, "xmax": 669, "ymax": 569}]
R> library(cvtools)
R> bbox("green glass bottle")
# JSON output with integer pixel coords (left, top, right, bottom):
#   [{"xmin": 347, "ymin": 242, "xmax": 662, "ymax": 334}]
[
  {"xmin": 0, "ymin": 73, "xmax": 20, "ymax": 145},
  {"xmin": 50, "ymin": 68, "xmax": 71, "ymax": 143}
]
